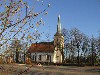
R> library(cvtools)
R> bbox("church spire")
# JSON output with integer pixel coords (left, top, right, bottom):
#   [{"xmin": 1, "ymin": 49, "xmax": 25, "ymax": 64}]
[{"xmin": 57, "ymin": 15, "xmax": 61, "ymax": 33}]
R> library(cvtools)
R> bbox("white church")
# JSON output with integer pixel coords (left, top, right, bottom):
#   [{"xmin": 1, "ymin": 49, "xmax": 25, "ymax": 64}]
[{"xmin": 28, "ymin": 15, "xmax": 64, "ymax": 64}]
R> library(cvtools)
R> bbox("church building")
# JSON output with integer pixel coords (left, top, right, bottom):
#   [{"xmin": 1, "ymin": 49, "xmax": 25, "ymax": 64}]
[{"xmin": 28, "ymin": 15, "xmax": 64, "ymax": 63}]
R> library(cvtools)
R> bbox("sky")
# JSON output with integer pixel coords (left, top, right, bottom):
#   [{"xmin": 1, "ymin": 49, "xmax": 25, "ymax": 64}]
[
  {"xmin": 37, "ymin": 0, "xmax": 100, "ymax": 41},
  {"xmin": 0, "ymin": 0, "xmax": 100, "ymax": 53},
  {"xmin": 0, "ymin": 0, "xmax": 100, "ymax": 44}
]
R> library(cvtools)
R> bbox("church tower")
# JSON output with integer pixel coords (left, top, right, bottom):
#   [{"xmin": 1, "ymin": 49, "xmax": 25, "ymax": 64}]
[{"xmin": 53, "ymin": 15, "xmax": 64, "ymax": 63}]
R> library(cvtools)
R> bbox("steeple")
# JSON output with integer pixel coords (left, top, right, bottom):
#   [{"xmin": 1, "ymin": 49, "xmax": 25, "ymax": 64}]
[
  {"xmin": 57, "ymin": 15, "xmax": 61, "ymax": 33},
  {"xmin": 53, "ymin": 15, "xmax": 64, "ymax": 63}
]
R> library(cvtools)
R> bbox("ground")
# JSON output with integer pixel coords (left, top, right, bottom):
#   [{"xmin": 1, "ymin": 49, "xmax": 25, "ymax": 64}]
[{"xmin": 0, "ymin": 63, "xmax": 99, "ymax": 75}]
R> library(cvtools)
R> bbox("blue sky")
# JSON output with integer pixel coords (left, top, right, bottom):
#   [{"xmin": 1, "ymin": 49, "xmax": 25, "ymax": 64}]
[
  {"xmin": 0, "ymin": 0, "xmax": 100, "ymax": 52},
  {"xmin": 0, "ymin": 0, "xmax": 100, "ymax": 43},
  {"xmin": 37, "ymin": 0, "xmax": 100, "ymax": 41}
]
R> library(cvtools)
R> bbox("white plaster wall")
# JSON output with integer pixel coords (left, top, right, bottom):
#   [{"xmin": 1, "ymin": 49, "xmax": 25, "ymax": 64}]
[
  {"xmin": 31, "ymin": 52, "xmax": 53, "ymax": 62},
  {"xmin": 53, "ymin": 50, "xmax": 62, "ymax": 63}
]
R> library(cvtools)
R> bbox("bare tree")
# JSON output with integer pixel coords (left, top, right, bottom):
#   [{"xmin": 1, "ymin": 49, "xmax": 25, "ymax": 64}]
[
  {"xmin": 10, "ymin": 38, "xmax": 23, "ymax": 63},
  {"xmin": 62, "ymin": 28, "xmax": 71, "ymax": 62},
  {"xmin": 69, "ymin": 28, "xmax": 83, "ymax": 64},
  {"xmin": 81, "ymin": 34, "xmax": 90, "ymax": 64},
  {"xmin": 0, "ymin": 0, "xmax": 50, "ymax": 52},
  {"xmin": 97, "ymin": 37, "xmax": 100, "ymax": 64},
  {"xmin": 89, "ymin": 36, "xmax": 97, "ymax": 65},
  {"xmin": 62, "ymin": 27, "xmax": 100, "ymax": 65}
]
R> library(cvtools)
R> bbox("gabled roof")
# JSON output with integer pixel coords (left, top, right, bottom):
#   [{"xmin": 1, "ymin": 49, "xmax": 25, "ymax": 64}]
[{"xmin": 28, "ymin": 42, "xmax": 54, "ymax": 53}]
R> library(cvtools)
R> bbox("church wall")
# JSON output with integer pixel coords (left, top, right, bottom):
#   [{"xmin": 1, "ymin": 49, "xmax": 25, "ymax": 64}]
[{"xmin": 31, "ymin": 52, "xmax": 53, "ymax": 63}]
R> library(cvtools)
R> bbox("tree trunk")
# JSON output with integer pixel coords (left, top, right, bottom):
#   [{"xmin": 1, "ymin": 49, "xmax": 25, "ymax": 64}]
[
  {"xmin": 91, "ymin": 47, "xmax": 94, "ymax": 66},
  {"xmin": 77, "ymin": 49, "xmax": 80, "ymax": 65},
  {"xmin": 16, "ymin": 48, "xmax": 19, "ymax": 63},
  {"xmin": 24, "ymin": 52, "xmax": 26, "ymax": 63}
]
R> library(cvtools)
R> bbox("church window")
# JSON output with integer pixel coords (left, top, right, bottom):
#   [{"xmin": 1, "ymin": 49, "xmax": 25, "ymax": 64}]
[
  {"xmin": 39, "ymin": 55, "xmax": 41, "ymax": 60},
  {"xmin": 57, "ymin": 38, "xmax": 58, "ymax": 42},
  {"xmin": 35, "ymin": 56, "xmax": 36, "ymax": 62},
  {"xmin": 46, "ymin": 55, "xmax": 49, "ymax": 60},
  {"xmin": 49, "ymin": 55, "xmax": 51, "ymax": 62},
  {"xmin": 33, "ymin": 55, "xmax": 34, "ymax": 60}
]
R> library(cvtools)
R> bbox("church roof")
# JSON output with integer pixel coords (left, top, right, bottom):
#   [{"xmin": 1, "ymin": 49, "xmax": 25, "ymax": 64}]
[
  {"xmin": 28, "ymin": 42, "xmax": 54, "ymax": 53},
  {"xmin": 54, "ymin": 15, "xmax": 63, "ymax": 36},
  {"xmin": 54, "ymin": 32, "xmax": 63, "ymax": 36}
]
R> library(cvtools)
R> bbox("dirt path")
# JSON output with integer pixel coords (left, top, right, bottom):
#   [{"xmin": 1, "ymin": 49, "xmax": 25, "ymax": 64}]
[{"xmin": 0, "ymin": 64, "xmax": 99, "ymax": 75}]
